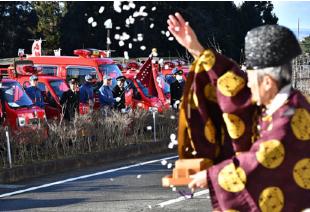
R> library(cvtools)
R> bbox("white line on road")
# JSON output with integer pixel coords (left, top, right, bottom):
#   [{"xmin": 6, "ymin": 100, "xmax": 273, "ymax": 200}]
[
  {"xmin": 156, "ymin": 189, "xmax": 209, "ymax": 208},
  {"xmin": 0, "ymin": 155, "xmax": 178, "ymax": 198}
]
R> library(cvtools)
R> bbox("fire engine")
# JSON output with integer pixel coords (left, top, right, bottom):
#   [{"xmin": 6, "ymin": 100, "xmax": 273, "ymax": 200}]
[
  {"xmin": 0, "ymin": 76, "xmax": 47, "ymax": 143},
  {"xmin": 122, "ymin": 57, "xmax": 171, "ymax": 112},
  {"xmin": 6, "ymin": 60, "xmax": 70, "ymax": 119}
]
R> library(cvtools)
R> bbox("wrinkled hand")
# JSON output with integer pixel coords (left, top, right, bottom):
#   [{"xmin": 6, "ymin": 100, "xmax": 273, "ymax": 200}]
[
  {"xmin": 188, "ymin": 170, "xmax": 208, "ymax": 191},
  {"xmin": 115, "ymin": 97, "xmax": 121, "ymax": 102},
  {"xmin": 167, "ymin": 12, "xmax": 204, "ymax": 58}
]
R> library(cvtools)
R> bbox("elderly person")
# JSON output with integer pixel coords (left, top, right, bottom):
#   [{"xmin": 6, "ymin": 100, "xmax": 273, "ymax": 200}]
[
  {"xmin": 25, "ymin": 75, "xmax": 44, "ymax": 108},
  {"xmin": 168, "ymin": 13, "xmax": 310, "ymax": 211}
]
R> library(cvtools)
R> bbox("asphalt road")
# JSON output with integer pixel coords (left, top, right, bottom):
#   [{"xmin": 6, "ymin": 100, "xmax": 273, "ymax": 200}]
[{"xmin": 0, "ymin": 153, "xmax": 212, "ymax": 212}]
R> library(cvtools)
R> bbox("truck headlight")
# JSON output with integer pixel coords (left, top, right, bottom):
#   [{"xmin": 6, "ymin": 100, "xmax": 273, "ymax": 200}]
[{"xmin": 18, "ymin": 117, "xmax": 26, "ymax": 127}]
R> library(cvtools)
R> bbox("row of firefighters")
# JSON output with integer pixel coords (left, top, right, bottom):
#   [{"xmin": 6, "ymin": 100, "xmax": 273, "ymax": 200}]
[{"xmin": 0, "ymin": 67, "xmax": 185, "ymax": 124}]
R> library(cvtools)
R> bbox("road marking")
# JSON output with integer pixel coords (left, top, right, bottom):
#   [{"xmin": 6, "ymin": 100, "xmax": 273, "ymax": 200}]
[
  {"xmin": 156, "ymin": 189, "xmax": 209, "ymax": 208},
  {"xmin": 0, "ymin": 155, "xmax": 178, "ymax": 198}
]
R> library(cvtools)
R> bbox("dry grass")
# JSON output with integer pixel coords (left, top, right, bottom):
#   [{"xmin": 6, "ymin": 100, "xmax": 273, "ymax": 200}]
[{"xmin": 0, "ymin": 109, "xmax": 178, "ymax": 169}]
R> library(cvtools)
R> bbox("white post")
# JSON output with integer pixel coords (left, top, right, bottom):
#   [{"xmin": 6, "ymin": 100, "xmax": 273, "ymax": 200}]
[
  {"xmin": 150, "ymin": 107, "xmax": 158, "ymax": 142},
  {"xmin": 5, "ymin": 128, "xmax": 12, "ymax": 168}
]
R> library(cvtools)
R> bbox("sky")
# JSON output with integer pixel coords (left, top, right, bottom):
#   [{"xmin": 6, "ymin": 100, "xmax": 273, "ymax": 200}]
[{"xmin": 272, "ymin": 1, "xmax": 310, "ymax": 39}]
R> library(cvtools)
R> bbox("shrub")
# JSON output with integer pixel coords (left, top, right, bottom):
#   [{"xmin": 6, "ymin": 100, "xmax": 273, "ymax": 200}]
[{"xmin": 0, "ymin": 109, "xmax": 178, "ymax": 169}]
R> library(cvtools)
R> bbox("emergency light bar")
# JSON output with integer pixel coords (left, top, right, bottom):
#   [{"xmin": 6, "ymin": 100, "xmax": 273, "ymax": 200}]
[{"xmin": 74, "ymin": 49, "xmax": 107, "ymax": 58}]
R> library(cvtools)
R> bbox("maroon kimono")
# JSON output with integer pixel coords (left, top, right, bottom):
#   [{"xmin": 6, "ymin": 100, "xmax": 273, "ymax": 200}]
[{"xmin": 178, "ymin": 49, "xmax": 310, "ymax": 210}]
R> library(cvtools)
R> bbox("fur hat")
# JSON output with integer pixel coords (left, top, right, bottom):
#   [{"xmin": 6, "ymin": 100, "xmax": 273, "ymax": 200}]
[{"xmin": 245, "ymin": 25, "xmax": 302, "ymax": 69}]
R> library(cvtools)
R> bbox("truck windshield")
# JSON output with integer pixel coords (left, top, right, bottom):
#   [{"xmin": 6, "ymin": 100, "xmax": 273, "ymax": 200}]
[
  {"xmin": 99, "ymin": 64, "xmax": 123, "ymax": 87},
  {"xmin": 1, "ymin": 81, "xmax": 33, "ymax": 108},
  {"xmin": 66, "ymin": 66, "xmax": 98, "ymax": 85},
  {"xmin": 35, "ymin": 65, "xmax": 57, "ymax": 76},
  {"xmin": 49, "ymin": 80, "xmax": 69, "ymax": 98}
]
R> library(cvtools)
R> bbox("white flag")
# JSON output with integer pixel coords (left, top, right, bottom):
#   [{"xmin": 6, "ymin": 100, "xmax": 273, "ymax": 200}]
[{"xmin": 32, "ymin": 39, "xmax": 42, "ymax": 56}]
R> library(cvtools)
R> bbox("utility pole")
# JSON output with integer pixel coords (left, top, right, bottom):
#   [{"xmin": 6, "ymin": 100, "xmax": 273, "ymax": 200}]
[{"xmin": 298, "ymin": 18, "xmax": 300, "ymax": 41}]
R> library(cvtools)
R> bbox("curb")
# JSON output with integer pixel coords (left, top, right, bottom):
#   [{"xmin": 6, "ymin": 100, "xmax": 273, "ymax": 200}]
[{"xmin": 0, "ymin": 140, "xmax": 173, "ymax": 183}]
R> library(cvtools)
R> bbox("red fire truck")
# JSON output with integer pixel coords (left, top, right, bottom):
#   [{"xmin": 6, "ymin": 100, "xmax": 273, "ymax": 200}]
[
  {"xmin": 122, "ymin": 57, "xmax": 171, "ymax": 112},
  {"xmin": 0, "ymin": 76, "xmax": 47, "ymax": 143},
  {"xmin": 6, "ymin": 60, "xmax": 70, "ymax": 119}
]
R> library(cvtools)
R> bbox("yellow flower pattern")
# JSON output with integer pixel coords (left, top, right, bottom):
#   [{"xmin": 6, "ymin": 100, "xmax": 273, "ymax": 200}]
[
  {"xmin": 204, "ymin": 83, "xmax": 217, "ymax": 103},
  {"xmin": 195, "ymin": 50, "xmax": 216, "ymax": 73},
  {"xmin": 293, "ymin": 158, "xmax": 310, "ymax": 190},
  {"xmin": 217, "ymin": 71, "xmax": 245, "ymax": 97},
  {"xmin": 218, "ymin": 163, "xmax": 247, "ymax": 192},
  {"xmin": 291, "ymin": 108, "xmax": 310, "ymax": 141},
  {"xmin": 255, "ymin": 140, "xmax": 285, "ymax": 169},
  {"xmin": 204, "ymin": 119, "xmax": 216, "ymax": 144},
  {"xmin": 259, "ymin": 187, "xmax": 284, "ymax": 212},
  {"xmin": 223, "ymin": 113, "xmax": 245, "ymax": 139}
]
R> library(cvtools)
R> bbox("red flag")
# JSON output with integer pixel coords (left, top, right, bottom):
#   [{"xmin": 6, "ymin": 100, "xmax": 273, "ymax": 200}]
[{"xmin": 135, "ymin": 56, "xmax": 158, "ymax": 97}]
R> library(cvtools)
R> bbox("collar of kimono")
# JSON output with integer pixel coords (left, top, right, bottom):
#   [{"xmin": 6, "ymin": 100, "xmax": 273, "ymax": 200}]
[{"xmin": 265, "ymin": 84, "xmax": 291, "ymax": 116}]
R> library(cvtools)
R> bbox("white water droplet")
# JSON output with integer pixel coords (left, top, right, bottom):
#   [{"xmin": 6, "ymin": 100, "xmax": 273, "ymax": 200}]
[
  {"xmin": 192, "ymin": 150, "xmax": 197, "ymax": 156},
  {"xmin": 149, "ymin": 23, "xmax": 154, "ymax": 29},
  {"xmin": 110, "ymin": 178, "xmax": 114, "ymax": 181},
  {"xmin": 123, "ymin": 4, "xmax": 130, "ymax": 11},
  {"xmin": 88, "ymin": 17, "xmax": 94, "ymax": 24},
  {"xmin": 161, "ymin": 30, "xmax": 165, "ymax": 35},
  {"xmin": 128, "ymin": 43, "xmax": 132, "ymax": 49},
  {"xmin": 116, "ymin": 26, "xmax": 121, "ymax": 30},
  {"xmin": 146, "ymin": 125, "xmax": 152, "ymax": 130},
  {"xmin": 170, "ymin": 115, "xmax": 175, "ymax": 120},
  {"xmin": 161, "ymin": 160, "xmax": 167, "ymax": 166},
  {"xmin": 114, "ymin": 34, "xmax": 120, "ymax": 40},
  {"xmin": 174, "ymin": 26, "xmax": 180, "ymax": 32},
  {"xmin": 137, "ymin": 174, "xmax": 141, "ymax": 179},
  {"xmin": 99, "ymin": 6, "xmax": 105, "ymax": 14},
  {"xmin": 168, "ymin": 142, "xmax": 174, "ymax": 149},
  {"xmin": 119, "ymin": 40, "xmax": 125, "ymax": 47},
  {"xmin": 170, "ymin": 133, "xmax": 176, "ymax": 141},
  {"xmin": 151, "ymin": 6, "xmax": 157, "ymax": 11},
  {"xmin": 165, "ymin": 31, "xmax": 170, "ymax": 37},
  {"xmin": 92, "ymin": 21, "xmax": 97, "ymax": 27},
  {"xmin": 172, "ymin": 187, "xmax": 176, "ymax": 191},
  {"xmin": 168, "ymin": 37, "xmax": 174, "ymax": 41},
  {"xmin": 140, "ymin": 46, "xmax": 146, "ymax": 51},
  {"xmin": 167, "ymin": 163, "xmax": 173, "ymax": 169}
]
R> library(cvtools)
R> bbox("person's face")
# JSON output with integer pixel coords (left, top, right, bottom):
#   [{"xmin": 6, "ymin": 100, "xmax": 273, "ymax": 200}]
[
  {"xmin": 70, "ymin": 83, "xmax": 77, "ymax": 91},
  {"xmin": 117, "ymin": 80, "xmax": 124, "ymax": 87},
  {"xmin": 31, "ymin": 79, "xmax": 38, "ymax": 86},
  {"xmin": 107, "ymin": 79, "xmax": 112, "ymax": 86},
  {"xmin": 176, "ymin": 74, "xmax": 183, "ymax": 81},
  {"xmin": 247, "ymin": 70, "xmax": 277, "ymax": 106}
]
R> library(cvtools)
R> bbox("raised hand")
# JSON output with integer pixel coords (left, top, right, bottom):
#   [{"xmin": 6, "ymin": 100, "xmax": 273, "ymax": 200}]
[{"xmin": 167, "ymin": 12, "xmax": 204, "ymax": 58}]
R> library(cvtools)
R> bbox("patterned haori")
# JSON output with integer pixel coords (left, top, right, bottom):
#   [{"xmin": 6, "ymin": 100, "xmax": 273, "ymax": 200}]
[
  {"xmin": 207, "ymin": 90, "xmax": 310, "ymax": 211},
  {"xmin": 178, "ymin": 49, "xmax": 310, "ymax": 210},
  {"xmin": 178, "ymin": 49, "xmax": 258, "ymax": 164}
]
